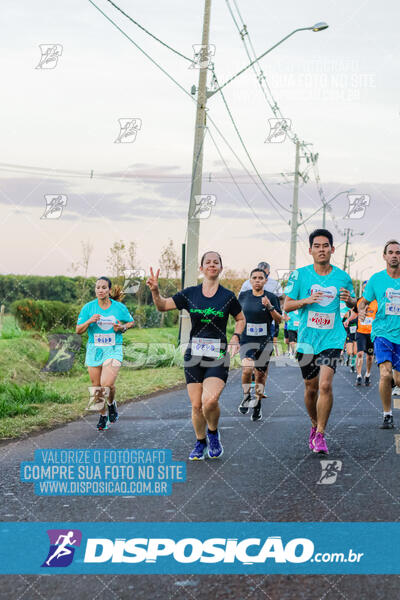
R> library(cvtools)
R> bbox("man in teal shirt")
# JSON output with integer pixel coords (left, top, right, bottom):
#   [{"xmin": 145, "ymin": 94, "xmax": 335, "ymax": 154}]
[
  {"xmin": 284, "ymin": 229, "xmax": 356, "ymax": 454},
  {"xmin": 358, "ymin": 240, "xmax": 400, "ymax": 429}
]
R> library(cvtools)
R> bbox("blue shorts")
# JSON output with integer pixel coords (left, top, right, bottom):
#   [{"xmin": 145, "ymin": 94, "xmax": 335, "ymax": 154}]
[
  {"xmin": 85, "ymin": 344, "xmax": 123, "ymax": 367},
  {"xmin": 374, "ymin": 337, "xmax": 400, "ymax": 371}
]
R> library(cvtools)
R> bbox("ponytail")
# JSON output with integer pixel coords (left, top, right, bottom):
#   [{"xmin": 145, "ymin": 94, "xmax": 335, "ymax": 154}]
[{"xmin": 110, "ymin": 284, "xmax": 125, "ymax": 303}]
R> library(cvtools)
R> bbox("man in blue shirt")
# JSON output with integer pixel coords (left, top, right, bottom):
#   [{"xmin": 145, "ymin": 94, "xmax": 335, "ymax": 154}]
[
  {"xmin": 358, "ymin": 240, "xmax": 400, "ymax": 429},
  {"xmin": 284, "ymin": 229, "xmax": 356, "ymax": 454}
]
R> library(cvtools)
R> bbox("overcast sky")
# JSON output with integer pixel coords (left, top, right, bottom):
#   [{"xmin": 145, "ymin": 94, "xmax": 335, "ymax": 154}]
[{"xmin": 0, "ymin": 0, "xmax": 399, "ymax": 282}]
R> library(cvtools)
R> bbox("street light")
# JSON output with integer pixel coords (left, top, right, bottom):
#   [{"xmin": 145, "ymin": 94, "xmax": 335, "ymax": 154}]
[{"xmin": 208, "ymin": 22, "xmax": 329, "ymax": 96}]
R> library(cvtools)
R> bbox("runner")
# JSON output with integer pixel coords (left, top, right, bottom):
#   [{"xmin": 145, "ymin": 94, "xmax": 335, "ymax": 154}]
[
  {"xmin": 286, "ymin": 308, "xmax": 300, "ymax": 358},
  {"xmin": 237, "ymin": 268, "xmax": 281, "ymax": 421},
  {"xmin": 346, "ymin": 281, "xmax": 377, "ymax": 386},
  {"xmin": 76, "ymin": 277, "xmax": 134, "ymax": 431},
  {"xmin": 146, "ymin": 251, "xmax": 245, "ymax": 460},
  {"xmin": 358, "ymin": 240, "xmax": 400, "ymax": 429},
  {"xmin": 343, "ymin": 309, "xmax": 358, "ymax": 372},
  {"xmin": 239, "ymin": 262, "xmax": 284, "ymax": 356},
  {"xmin": 284, "ymin": 228, "xmax": 356, "ymax": 454}
]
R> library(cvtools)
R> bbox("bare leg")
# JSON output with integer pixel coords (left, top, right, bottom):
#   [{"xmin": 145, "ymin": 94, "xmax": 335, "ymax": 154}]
[
  {"xmin": 202, "ymin": 377, "xmax": 226, "ymax": 430},
  {"xmin": 356, "ymin": 351, "xmax": 364, "ymax": 376},
  {"xmin": 187, "ymin": 383, "xmax": 206, "ymax": 438},
  {"xmin": 304, "ymin": 376, "xmax": 319, "ymax": 428},
  {"xmin": 379, "ymin": 361, "xmax": 394, "ymax": 412},
  {"xmin": 254, "ymin": 369, "xmax": 267, "ymax": 403},
  {"xmin": 366, "ymin": 353, "xmax": 373, "ymax": 375},
  {"xmin": 316, "ymin": 366, "xmax": 335, "ymax": 433},
  {"xmin": 241, "ymin": 359, "xmax": 253, "ymax": 394}
]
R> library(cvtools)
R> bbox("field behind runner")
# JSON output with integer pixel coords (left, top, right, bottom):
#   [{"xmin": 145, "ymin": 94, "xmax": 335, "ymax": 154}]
[
  {"xmin": 0, "ymin": 316, "xmax": 286, "ymax": 440},
  {"xmin": 0, "ymin": 317, "xmax": 185, "ymax": 440}
]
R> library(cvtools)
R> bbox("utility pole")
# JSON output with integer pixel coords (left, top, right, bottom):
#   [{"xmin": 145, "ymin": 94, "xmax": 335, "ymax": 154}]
[
  {"xmin": 181, "ymin": 0, "xmax": 212, "ymax": 345},
  {"xmin": 289, "ymin": 140, "xmax": 300, "ymax": 270},
  {"xmin": 343, "ymin": 228, "xmax": 351, "ymax": 272}
]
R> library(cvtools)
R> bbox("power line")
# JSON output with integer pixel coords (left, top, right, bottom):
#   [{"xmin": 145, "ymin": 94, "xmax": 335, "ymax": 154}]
[{"xmin": 104, "ymin": 0, "xmax": 194, "ymax": 64}]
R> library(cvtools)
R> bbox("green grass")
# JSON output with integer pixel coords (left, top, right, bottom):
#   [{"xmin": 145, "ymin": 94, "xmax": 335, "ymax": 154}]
[
  {"xmin": 0, "ymin": 324, "xmax": 185, "ymax": 440},
  {"xmin": 0, "ymin": 315, "xmax": 25, "ymax": 339}
]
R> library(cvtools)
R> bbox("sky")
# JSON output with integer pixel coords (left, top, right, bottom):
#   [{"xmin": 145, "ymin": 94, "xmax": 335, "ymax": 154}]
[{"xmin": 0, "ymin": 0, "xmax": 399, "ymax": 283}]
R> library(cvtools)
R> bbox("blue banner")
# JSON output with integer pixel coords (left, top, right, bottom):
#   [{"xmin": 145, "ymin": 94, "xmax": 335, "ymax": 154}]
[{"xmin": 0, "ymin": 522, "xmax": 399, "ymax": 574}]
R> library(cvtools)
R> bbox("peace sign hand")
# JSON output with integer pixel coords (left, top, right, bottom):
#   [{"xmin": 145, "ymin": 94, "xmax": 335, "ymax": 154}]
[{"xmin": 146, "ymin": 267, "xmax": 160, "ymax": 292}]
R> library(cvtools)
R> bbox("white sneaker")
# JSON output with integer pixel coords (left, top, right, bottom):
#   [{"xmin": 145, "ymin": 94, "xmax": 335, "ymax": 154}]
[{"xmin": 392, "ymin": 386, "xmax": 400, "ymax": 397}]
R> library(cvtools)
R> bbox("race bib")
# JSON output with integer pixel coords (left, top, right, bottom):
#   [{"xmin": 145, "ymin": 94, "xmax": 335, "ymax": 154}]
[
  {"xmin": 94, "ymin": 333, "xmax": 116, "ymax": 347},
  {"xmin": 293, "ymin": 321, "xmax": 299, "ymax": 327},
  {"xmin": 96, "ymin": 316, "xmax": 116, "ymax": 330},
  {"xmin": 385, "ymin": 303, "xmax": 400, "ymax": 316},
  {"xmin": 191, "ymin": 337, "xmax": 221, "ymax": 358},
  {"xmin": 350, "ymin": 325, "xmax": 357, "ymax": 334},
  {"xmin": 307, "ymin": 311, "xmax": 335, "ymax": 330},
  {"xmin": 247, "ymin": 322, "xmax": 267, "ymax": 336}
]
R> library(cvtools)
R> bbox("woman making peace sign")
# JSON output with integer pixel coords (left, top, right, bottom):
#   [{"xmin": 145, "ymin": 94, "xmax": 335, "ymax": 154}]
[{"xmin": 147, "ymin": 251, "xmax": 245, "ymax": 460}]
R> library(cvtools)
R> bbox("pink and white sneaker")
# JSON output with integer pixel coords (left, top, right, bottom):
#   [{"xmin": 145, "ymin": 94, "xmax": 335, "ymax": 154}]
[
  {"xmin": 308, "ymin": 426, "xmax": 317, "ymax": 450},
  {"xmin": 312, "ymin": 432, "xmax": 329, "ymax": 454}
]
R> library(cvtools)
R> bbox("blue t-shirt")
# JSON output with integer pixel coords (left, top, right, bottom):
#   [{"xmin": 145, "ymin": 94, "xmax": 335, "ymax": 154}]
[
  {"xmin": 285, "ymin": 264, "xmax": 355, "ymax": 354},
  {"xmin": 77, "ymin": 299, "xmax": 133, "ymax": 345},
  {"xmin": 363, "ymin": 270, "xmax": 400, "ymax": 343},
  {"xmin": 287, "ymin": 309, "xmax": 300, "ymax": 331}
]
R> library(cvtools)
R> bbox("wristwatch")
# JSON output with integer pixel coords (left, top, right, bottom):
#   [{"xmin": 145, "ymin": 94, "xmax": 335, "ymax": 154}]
[
  {"xmin": 121, "ymin": 325, "xmax": 127, "ymax": 333},
  {"xmin": 267, "ymin": 305, "xmax": 275, "ymax": 312}
]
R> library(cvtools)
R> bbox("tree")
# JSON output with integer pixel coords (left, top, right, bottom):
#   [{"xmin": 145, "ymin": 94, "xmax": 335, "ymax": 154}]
[
  {"xmin": 159, "ymin": 239, "xmax": 180, "ymax": 279},
  {"xmin": 69, "ymin": 240, "xmax": 94, "ymax": 304},
  {"xmin": 107, "ymin": 241, "xmax": 126, "ymax": 277},
  {"xmin": 126, "ymin": 241, "xmax": 138, "ymax": 271}
]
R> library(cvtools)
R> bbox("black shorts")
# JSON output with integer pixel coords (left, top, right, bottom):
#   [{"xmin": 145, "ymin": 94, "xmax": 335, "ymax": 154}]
[
  {"xmin": 183, "ymin": 351, "xmax": 229, "ymax": 384},
  {"xmin": 296, "ymin": 348, "xmax": 342, "ymax": 380},
  {"xmin": 346, "ymin": 331, "xmax": 357, "ymax": 343},
  {"xmin": 356, "ymin": 332, "xmax": 374, "ymax": 355},
  {"xmin": 284, "ymin": 328, "xmax": 289, "ymax": 341},
  {"xmin": 288, "ymin": 330, "xmax": 298, "ymax": 343},
  {"xmin": 240, "ymin": 341, "xmax": 273, "ymax": 373}
]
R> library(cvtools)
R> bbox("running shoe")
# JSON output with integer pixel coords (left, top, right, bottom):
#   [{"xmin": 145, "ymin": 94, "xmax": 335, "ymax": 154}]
[
  {"xmin": 356, "ymin": 376, "xmax": 362, "ymax": 386},
  {"xmin": 392, "ymin": 386, "xmax": 400, "ymax": 397},
  {"xmin": 308, "ymin": 426, "xmax": 317, "ymax": 450},
  {"xmin": 364, "ymin": 375, "xmax": 370, "ymax": 387},
  {"xmin": 188, "ymin": 440, "xmax": 208, "ymax": 461},
  {"xmin": 107, "ymin": 401, "xmax": 119, "ymax": 423},
  {"xmin": 207, "ymin": 430, "xmax": 223, "ymax": 459},
  {"xmin": 380, "ymin": 415, "xmax": 394, "ymax": 429},
  {"xmin": 251, "ymin": 402, "xmax": 262, "ymax": 421},
  {"xmin": 350, "ymin": 365, "xmax": 355, "ymax": 373},
  {"xmin": 312, "ymin": 432, "xmax": 329, "ymax": 454},
  {"xmin": 238, "ymin": 393, "xmax": 251, "ymax": 415},
  {"xmin": 97, "ymin": 415, "xmax": 109, "ymax": 431}
]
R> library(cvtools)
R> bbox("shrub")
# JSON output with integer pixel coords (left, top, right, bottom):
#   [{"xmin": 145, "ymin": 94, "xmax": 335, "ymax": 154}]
[{"xmin": 10, "ymin": 299, "xmax": 80, "ymax": 332}]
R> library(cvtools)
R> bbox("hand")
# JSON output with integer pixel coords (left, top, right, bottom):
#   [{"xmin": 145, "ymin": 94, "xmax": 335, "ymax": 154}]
[
  {"xmin": 227, "ymin": 336, "xmax": 240, "ymax": 357},
  {"xmin": 113, "ymin": 320, "xmax": 125, "ymax": 333},
  {"xmin": 358, "ymin": 308, "xmax": 366, "ymax": 321},
  {"xmin": 261, "ymin": 296, "xmax": 273, "ymax": 310},
  {"xmin": 343, "ymin": 319, "xmax": 350, "ymax": 328},
  {"xmin": 340, "ymin": 287, "xmax": 351, "ymax": 303},
  {"xmin": 146, "ymin": 267, "xmax": 160, "ymax": 292},
  {"xmin": 307, "ymin": 290, "xmax": 324, "ymax": 305},
  {"xmin": 88, "ymin": 314, "xmax": 101, "ymax": 324}
]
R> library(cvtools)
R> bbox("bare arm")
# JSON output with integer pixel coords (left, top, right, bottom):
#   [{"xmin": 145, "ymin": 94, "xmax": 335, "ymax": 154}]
[
  {"xmin": 227, "ymin": 311, "xmax": 246, "ymax": 357},
  {"xmin": 261, "ymin": 296, "xmax": 282, "ymax": 323},
  {"xmin": 284, "ymin": 289, "xmax": 324, "ymax": 313},
  {"xmin": 146, "ymin": 267, "xmax": 177, "ymax": 312},
  {"xmin": 76, "ymin": 314, "xmax": 101, "ymax": 335}
]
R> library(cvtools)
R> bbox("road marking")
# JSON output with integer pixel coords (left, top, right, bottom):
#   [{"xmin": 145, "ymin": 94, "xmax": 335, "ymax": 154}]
[{"xmin": 394, "ymin": 435, "xmax": 400, "ymax": 454}]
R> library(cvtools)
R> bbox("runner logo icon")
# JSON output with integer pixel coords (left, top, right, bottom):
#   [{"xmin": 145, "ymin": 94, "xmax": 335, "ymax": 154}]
[
  {"xmin": 41, "ymin": 529, "xmax": 82, "ymax": 568},
  {"xmin": 317, "ymin": 460, "xmax": 342, "ymax": 485}
]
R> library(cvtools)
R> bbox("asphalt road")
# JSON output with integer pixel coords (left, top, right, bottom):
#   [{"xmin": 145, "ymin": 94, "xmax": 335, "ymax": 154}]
[{"xmin": 1, "ymin": 356, "xmax": 399, "ymax": 599}]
